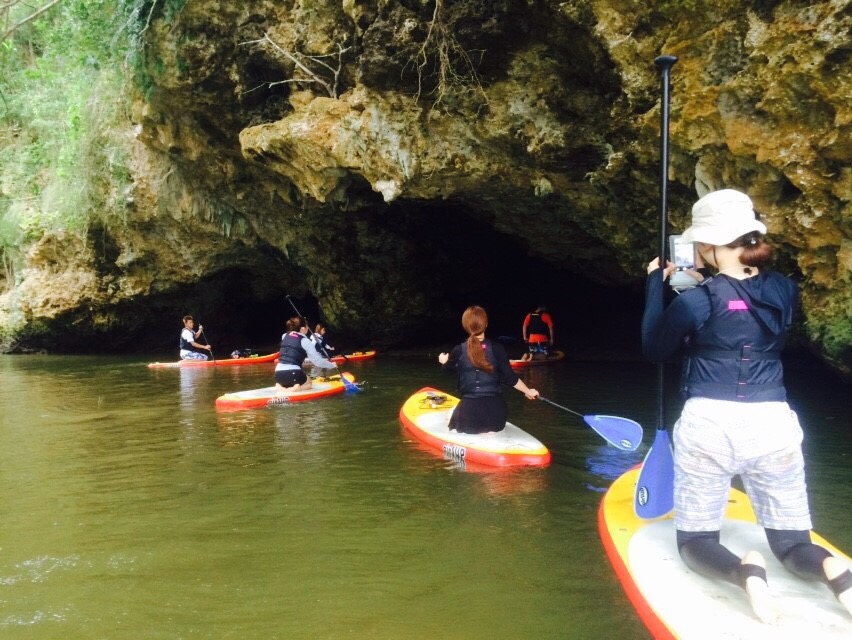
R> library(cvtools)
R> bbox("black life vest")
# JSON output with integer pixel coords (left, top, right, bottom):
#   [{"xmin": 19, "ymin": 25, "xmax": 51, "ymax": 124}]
[
  {"xmin": 527, "ymin": 312, "xmax": 549, "ymax": 336},
  {"xmin": 279, "ymin": 331, "xmax": 308, "ymax": 366},
  {"xmin": 682, "ymin": 276, "xmax": 787, "ymax": 402},
  {"xmin": 457, "ymin": 339, "xmax": 501, "ymax": 397},
  {"xmin": 179, "ymin": 328, "xmax": 199, "ymax": 352}
]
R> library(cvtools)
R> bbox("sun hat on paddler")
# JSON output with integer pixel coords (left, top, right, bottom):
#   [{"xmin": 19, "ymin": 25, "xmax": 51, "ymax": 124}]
[{"xmin": 681, "ymin": 189, "xmax": 767, "ymax": 245}]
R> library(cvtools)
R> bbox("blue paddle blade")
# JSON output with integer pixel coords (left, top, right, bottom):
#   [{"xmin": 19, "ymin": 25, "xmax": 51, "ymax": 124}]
[
  {"xmin": 583, "ymin": 415, "xmax": 643, "ymax": 451},
  {"xmin": 339, "ymin": 372, "xmax": 360, "ymax": 393},
  {"xmin": 634, "ymin": 427, "xmax": 675, "ymax": 519}
]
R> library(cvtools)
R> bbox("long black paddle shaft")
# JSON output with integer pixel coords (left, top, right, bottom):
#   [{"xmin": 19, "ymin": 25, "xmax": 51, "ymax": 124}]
[
  {"xmin": 285, "ymin": 295, "xmax": 333, "ymax": 360},
  {"xmin": 654, "ymin": 54, "xmax": 678, "ymax": 433},
  {"xmin": 199, "ymin": 327, "xmax": 215, "ymax": 362},
  {"xmin": 538, "ymin": 396, "xmax": 584, "ymax": 419}
]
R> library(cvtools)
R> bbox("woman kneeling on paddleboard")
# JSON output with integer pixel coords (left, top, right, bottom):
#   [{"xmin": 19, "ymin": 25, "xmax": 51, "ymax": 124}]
[
  {"xmin": 438, "ymin": 305, "xmax": 539, "ymax": 434},
  {"xmin": 642, "ymin": 189, "xmax": 852, "ymax": 624},
  {"xmin": 275, "ymin": 317, "xmax": 336, "ymax": 394}
]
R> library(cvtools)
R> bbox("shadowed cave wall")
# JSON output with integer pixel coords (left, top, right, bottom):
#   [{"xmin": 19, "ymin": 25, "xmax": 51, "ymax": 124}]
[
  {"xmin": 127, "ymin": 200, "xmax": 645, "ymax": 359},
  {"xmin": 1, "ymin": 1, "xmax": 849, "ymax": 379}
]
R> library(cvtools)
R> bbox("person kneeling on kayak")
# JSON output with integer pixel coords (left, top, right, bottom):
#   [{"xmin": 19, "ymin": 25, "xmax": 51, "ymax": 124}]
[
  {"xmin": 643, "ymin": 189, "xmax": 852, "ymax": 624},
  {"xmin": 438, "ymin": 305, "xmax": 539, "ymax": 434},
  {"xmin": 275, "ymin": 316, "xmax": 336, "ymax": 394},
  {"xmin": 179, "ymin": 316, "xmax": 212, "ymax": 361}
]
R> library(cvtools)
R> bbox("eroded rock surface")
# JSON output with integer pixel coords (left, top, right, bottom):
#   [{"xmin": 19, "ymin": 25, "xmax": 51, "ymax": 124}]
[{"xmin": 1, "ymin": 0, "xmax": 849, "ymax": 374}]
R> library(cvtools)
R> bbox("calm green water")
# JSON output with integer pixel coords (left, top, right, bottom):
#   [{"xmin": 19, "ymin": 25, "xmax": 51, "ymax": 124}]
[{"xmin": 1, "ymin": 352, "xmax": 849, "ymax": 639}]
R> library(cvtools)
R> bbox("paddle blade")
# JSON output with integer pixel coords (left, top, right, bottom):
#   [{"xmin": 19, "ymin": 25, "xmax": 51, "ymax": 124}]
[
  {"xmin": 634, "ymin": 428, "xmax": 674, "ymax": 519},
  {"xmin": 340, "ymin": 371, "xmax": 360, "ymax": 393},
  {"xmin": 583, "ymin": 415, "xmax": 643, "ymax": 452}
]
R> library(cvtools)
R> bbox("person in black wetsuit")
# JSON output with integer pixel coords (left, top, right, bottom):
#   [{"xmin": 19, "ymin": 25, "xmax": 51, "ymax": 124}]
[
  {"xmin": 438, "ymin": 305, "xmax": 539, "ymax": 434},
  {"xmin": 642, "ymin": 189, "xmax": 852, "ymax": 623}
]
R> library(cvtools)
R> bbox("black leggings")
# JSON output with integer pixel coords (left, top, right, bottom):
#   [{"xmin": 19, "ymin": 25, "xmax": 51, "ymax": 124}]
[{"xmin": 676, "ymin": 528, "xmax": 832, "ymax": 590}]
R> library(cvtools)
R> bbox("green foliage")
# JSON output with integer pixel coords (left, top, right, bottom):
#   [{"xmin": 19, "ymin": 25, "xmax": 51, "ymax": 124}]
[
  {"xmin": 0, "ymin": 0, "xmax": 133, "ymax": 290},
  {"xmin": 120, "ymin": 0, "xmax": 187, "ymax": 94},
  {"xmin": 806, "ymin": 299, "xmax": 852, "ymax": 367}
]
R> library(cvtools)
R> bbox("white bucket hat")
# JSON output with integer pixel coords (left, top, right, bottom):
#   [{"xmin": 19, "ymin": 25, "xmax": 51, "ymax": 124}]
[{"xmin": 681, "ymin": 189, "xmax": 767, "ymax": 245}]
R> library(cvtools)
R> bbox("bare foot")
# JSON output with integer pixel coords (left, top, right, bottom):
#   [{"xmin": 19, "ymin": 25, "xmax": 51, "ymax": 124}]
[
  {"xmin": 742, "ymin": 551, "xmax": 781, "ymax": 625},
  {"xmin": 276, "ymin": 384, "xmax": 300, "ymax": 396},
  {"xmin": 824, "ymin": 556, "xmax": 852, "ymax": 617}
]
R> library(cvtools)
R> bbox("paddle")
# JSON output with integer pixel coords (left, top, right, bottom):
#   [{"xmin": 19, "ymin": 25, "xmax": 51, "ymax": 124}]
[
  {"xmin": 314, "ymin": 322, "xmax": 348, "ymax": 361},
  {"xmin": 634, "ymin": 55, "xmax": 678, "ymax": 519},
  {"xmin": 538, "ymin": 396, "xmax": 643, "ymax": 451},
  {"xmin": 198, "ymin": 326, "xmax": 215, "ymax": 363},
  {"xmin": 285, "ymin": 295, "xmax": 360, "ymax": 393}
]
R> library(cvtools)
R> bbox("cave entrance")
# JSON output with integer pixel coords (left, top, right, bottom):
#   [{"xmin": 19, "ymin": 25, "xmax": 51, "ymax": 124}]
[
  {"xmin": 138, "ymin": 199, "xmax": 645, "ymax": 361},
  {"xmin": 362, "ymin": 199, "xmax": 645, "ymax": 360}
]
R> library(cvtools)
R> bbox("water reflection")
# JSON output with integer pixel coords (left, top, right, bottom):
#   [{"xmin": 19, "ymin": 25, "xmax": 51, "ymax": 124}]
[
  {"xmin": 400, "ymin": 426, "xmax": 549, "ymax": 496},
  {"xmin": 584, "ymin": 443, "xmax": 645, "ymax": 492},
  {"xmin": 0, "ymin": 353, "xmax": 847, "ymax": 640}
]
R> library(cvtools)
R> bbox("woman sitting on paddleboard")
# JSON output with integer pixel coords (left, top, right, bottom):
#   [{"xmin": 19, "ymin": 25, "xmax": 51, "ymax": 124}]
[
  {"xmin": 312, "ymin": 322, "xmax": 335, "ymax": 356},
  {"xmin": 438, "ymin": 305, "xmax": 539, "ymax": 434},
  {"xmin": 642, "ymin": 189, "xmax": 852, "ymax": 623},
  {"xmin": 274, "ymin": 316, "xmax": 336, "ymax": 394}
]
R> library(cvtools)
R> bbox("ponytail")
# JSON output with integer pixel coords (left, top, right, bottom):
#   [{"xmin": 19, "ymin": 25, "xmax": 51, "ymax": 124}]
[
  {"xmin": 461, "ymin": 306, "xmax": 493, "ymax": 372},
  {"xmin": 467, "ymin": 334, "xmax": 493, "ymax": 372}
]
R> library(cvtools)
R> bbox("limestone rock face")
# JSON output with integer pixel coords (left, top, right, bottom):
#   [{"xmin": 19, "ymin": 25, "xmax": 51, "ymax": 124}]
[{"xmin": 1, "ymin": 0, "xmax": 850, "ymax": 375}]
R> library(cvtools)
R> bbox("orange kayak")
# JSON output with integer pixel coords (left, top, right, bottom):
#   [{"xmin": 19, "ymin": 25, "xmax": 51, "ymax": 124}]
[
  {"xmin": 215, "ymin": 373, "xmax": 356, "ymax": 412},
  {"xmin": 509, "ymin": 350, "xmax": 566, "ymax": 370},
  {"xmin": 330, "ymin": 349, "xmax": 376, "ymax": 364},
  {"xmin": 399, "ymin": 387, "xmax": 551, "ymax": 468},
  {"xmin": 147, "ymin": 352, "xmax": 279, "ymax": 369}
]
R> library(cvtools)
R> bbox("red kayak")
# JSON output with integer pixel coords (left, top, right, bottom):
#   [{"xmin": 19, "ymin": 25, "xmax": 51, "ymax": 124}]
[
  {"xmin": 148, "ymin": 352, "xmax": 279, "ymax": 369},
  {"xmin": 509, "ymin": 350, "xmax": 566, "ymax": 370},
  {"xmin": 330, "ymin": 349, "xmax": 376, "ymax": 364},
  {"xmin": 215, "ymin": 373, "xmax": 356, "ymax": 411}
]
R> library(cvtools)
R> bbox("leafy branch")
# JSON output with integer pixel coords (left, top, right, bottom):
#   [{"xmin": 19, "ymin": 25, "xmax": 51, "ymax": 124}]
[
  {"xmin": 0, "ymin": 0, "xmax": 63, "ymax": 44},
  {"xmin": 241, "ymin": 32, "xmax": 350, "ymax": 99}
]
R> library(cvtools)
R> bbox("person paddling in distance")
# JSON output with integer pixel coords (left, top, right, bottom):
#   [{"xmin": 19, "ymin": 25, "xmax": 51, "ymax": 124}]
[
  {"xmin": 438, "ymin": 305, "xmax": 539, "ymax": 434},
  {"xmin": 521, "ymin": 305, "xmax": 554, "ymax": 361},
  {"xmin": 642, "ymin": 189, "xmax": 852, "ymax": 624},
  {"xmin": 312, "ymin": 323, "xmax": 335, "ymax": 356},
  {"xmin": 179, "ymin": 315, "xmax": 212, "ymax": 361},
  {"xmin": 275, "ymin": 316, "xmax": 336, "ymax": 394}
]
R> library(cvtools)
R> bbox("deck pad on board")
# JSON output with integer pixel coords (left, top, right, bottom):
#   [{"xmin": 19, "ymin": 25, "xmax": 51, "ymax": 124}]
[{"xmin": 599, "ymin": 467, "xmax": 852, "ymax": 639}]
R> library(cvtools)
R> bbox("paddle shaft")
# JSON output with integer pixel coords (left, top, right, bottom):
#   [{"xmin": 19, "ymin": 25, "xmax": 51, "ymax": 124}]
[
  {"xmin": 632, "ymin": 55, "xmax": 680, "ymax": 519},
  {"xmin": 284, "ymin": 295, "xmax": 356, "ymax": 389},
  {"xmin": 285, "ymin": 295, "xmax": 333, "ymax": 360},
  {"xmin": 537, "ymin": 395, "xmax": 643, "ymax": 451},
  {"xmin": 655, "ymin": 54, "xmax": 677, "ymax": 433},
  {"xmin": 199, "ymin": 327, "xmax": 215, "ymax": 362},
  {"xmin": 538, "ymin": 396, "xmax": 584, "ymax": 419}
]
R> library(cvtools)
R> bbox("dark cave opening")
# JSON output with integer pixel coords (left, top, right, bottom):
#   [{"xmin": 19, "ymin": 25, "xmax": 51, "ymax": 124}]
[{"xmin": 164, "ymin": 200, "xmax": 648, "ymax": 362}]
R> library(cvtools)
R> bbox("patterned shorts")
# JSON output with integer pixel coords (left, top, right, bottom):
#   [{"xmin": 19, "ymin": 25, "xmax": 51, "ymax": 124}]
[
  {"xmin": 673, "ymin": 397, "xmax": 812, "ymax": 532},
  {"xmin": 180, "ymin": 351, "xmax": 209, "ymax": 361}
]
